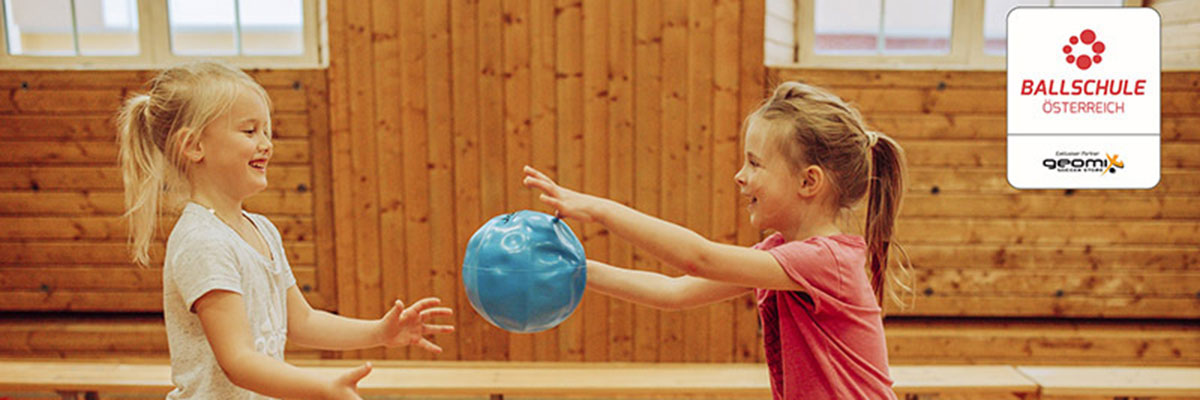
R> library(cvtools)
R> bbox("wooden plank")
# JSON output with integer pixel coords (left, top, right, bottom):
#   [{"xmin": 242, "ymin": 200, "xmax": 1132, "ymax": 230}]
[
  {"xmin": 710, "ymin": 0, "xmax": 741, "ymax": 364},
  {"xmin": 0, "ymin": 165, "xmax": 311, "ymax": 191},
  {"xmin": 529, "ymin": 0, "xmax": 561, "ymax": 362},
  {"xmin": 478, "ymin": 0, "xmax": 510, "ymax": 361},
  {"xmin": 0, "ymin": 291, "xmax": 164, "ymax": 312},
  {"xmin": 324, "ymin": 0, "xmax": 361, "ymax": 340},
  {"xmin": 0, "ymin": 191, "xmax": 313, "ymax": 216},
  {"xmin": 1018, "ymin": 366, "xmax": 1200, "ymax": 398},
  {"xmin": 886, "ymin": 318, "xmax": 1200, "ymax": 366},
  {"xmin": 908, "ymin": 168, "xmax": 1200, "ymax": 195},
  {"xmin": 893, "ymin": 295, "xmax": 1200, "ymax": 319},
  {"xmin": 897, "ymin": 218, "xmax": 1200, "ymax": 246},
  {"xmin": 399, "ymin": 0, "xmax": 432, "ymax": 362},
  {"xmin": 738, "ymin": 0, "xmax": 767, "ymax": 364},
  {"xmin": 607, "ymin": 0, "xmax": 636, "ymax": 363},
  {"xmin": 913, "ymin": 269, "xmax": 1200, "ymax": 297},
  {"xmin": 0, "ymin": 70, "xmax": 309, "ymax": 89},
  {"xmin": 425, "ymin": 0, "xmax": 460, "ymax": 362},
  {"xmin": 659, "ymin": 0, "xmax": 689, "ymax": 363},
  {"xmin": 685, "ymin": 0, "xmax": 715, "ymax": 363},
  {"xmin": 905, "ymin": 243, "xmax": 1200, "ymax": 272},
  {"xmin": 364, "ymin": 0, "xmax": 400, "ymax": 359},
  {"xmin": 503, "ymin": 0, "xmax": 535, "ymax": 363},
  {"xmin": 899, "ymin": 193, "xmax": 1200, "ymax": 219},
  {"xmin": 302, "ymin": 57, "xmax": 337, "ymax": 311},
  {"xmin": 0, "ymin": 140, "xmax": 310, "ymax": 165},
  {"xmin": 0, "ymin": 266, "xmax": 317, "ymax": 292},
  {"xmin": 898, "ymin": 141, "xmax": 1200, "ymax": 168},
  {"xmin": 0, "ymin": 114, "xmax": 311, "ymax": 140},
  {"xmin": 0, "ymin": 216, "xmax": 312, "ymax": 241},
  {"xmin": 450, "ymin": 0, "xmax": 485, "ymax": 362},
  {"xmin": 632, "ymin": 0, "xmax": 664, "ymax": 364},
  {"xmin": 1153, "ymin": 0, "xmax": 1200, "ymax": 26},
  {"xmin": 0, "ymin": 241, "xmax": 315, "ymax": 266},
  {"xmin": 9, "ymin": 89, "xmax": 125, "ymax": 113},
  {"xmin": 890, "ymin": 366, "xmax": 1037, "ymax": 397},
  {"xmin": 555, "ymin": 0, "xmax": 586, "ymax": 363},
  {"xmin": 581, "ymin": 0, "xmax": 611, "ymax": 364}
]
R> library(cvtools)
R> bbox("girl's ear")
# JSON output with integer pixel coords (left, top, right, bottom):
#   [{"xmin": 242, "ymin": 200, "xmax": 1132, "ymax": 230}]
[
  {"xmin": 797, "ymin": 165, "xmax": 825, "ymax": 198},
  {"xmin": 179, "ymin": 128, "xmax": 204, "ymax": 163}
]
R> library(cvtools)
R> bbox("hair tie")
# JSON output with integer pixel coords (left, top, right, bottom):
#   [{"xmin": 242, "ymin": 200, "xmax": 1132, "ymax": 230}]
[{"xmin": 866, "ymin": 131, "xmax": 880, "ymax": 148}]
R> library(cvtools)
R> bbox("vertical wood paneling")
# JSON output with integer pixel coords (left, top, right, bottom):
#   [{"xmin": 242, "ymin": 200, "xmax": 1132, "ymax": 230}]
[
  {"xmin": 399, "ymin": 0, "xmax": 433, "ymax": 361},
  {"xmin": 503, "ymin": 0, "xmax": 535, "ymax": 362},
  {"xmin": 349, "ymin": 0, "xmax": 384, "ymax": 360},
  {"xmin": 477, "ymin": 0, "xmax": 510, "ymax": 361},
  {"xmin": 425, "ymin": 0, "xmax": 460, "ymax": 362},
  {"xmin": 710, "ymin": 0, "xmax": 741, "ymax": 364},
  {"xmin": 529, "ymin": 0, "xmax": 562, "ymax": 362},
  {"xmin": 684, "ymin": 0, "xmax": 715, "ymax": 363},
  {"xmin": 554, "ymin": 0, "xmax": 587, "ymax": 363},
  {"xmin": 581, "ymin": 0, "xmax": 611, "ymax": 363},
  {"xmin": 371, "ymin": 0, "xmax": 407, "ymax": 361},
  {"xmin": 607, "ymin": 0, "xmax": 636, "ymax": 362},
  {"xmin": 326, "ymin": 0, "xmax": 360, "ymax": 356},
  {"xmin": 632, "ymin": 0, "xmax": 664, "ymax": 363},
  {"xmin": 658, "ymin": 0, "xmax": 689, "ymax": 363},
  {"xmin": 449, "ymin": 0, "xmax": 485, "ymax": 361}
]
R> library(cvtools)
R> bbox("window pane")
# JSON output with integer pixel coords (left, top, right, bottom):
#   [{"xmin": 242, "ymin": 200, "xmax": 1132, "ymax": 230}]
[
  {"xmin": 814, "ymin": 0, "xmax": 880, "ymax": 54},
  {"xmin": 1052, "ymin": 0, "xmax": 1124, "ymax": 6},
  {"xmin": 4, "ymin": 0, "xmax": 75, "ymax": 56},
  {"xmin": 984, "ymin": 0, "xmax": 1050, "ymax": 55},
  {"xmin": 239, "ymin": 0, "xmax": 303, "ymax": 55},
  {"xmin": 75, "ymin": 0, "xmax": 139, "ymax": 56},
  {"xmin": 883, "ymin": 0, "xmax": 952, "ymax": 54},
  {"xmin": 168, "ymin": 0, "xmax": 237, "ymax": 56}
]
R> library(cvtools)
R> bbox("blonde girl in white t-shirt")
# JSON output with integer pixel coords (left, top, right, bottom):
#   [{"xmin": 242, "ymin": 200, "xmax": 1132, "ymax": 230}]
[{"xmin": 117, "ymin": 61, "xmax": 455, "ymax": 400}]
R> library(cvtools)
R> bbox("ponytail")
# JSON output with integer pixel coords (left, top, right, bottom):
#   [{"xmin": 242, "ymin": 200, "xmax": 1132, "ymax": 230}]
[
  {"xmin": 864, "ymin": 132, "xmax": 912, "ymax": 309},
  {"xmin": 117, "ymin": 95, "xmax": 166, "ymax": 267}
]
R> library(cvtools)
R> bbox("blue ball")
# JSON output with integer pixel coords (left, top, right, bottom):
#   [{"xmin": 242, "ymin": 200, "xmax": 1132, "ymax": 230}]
[{"xmin": 462, "ymin": 210, "xmax": 586, "ymax": 333}]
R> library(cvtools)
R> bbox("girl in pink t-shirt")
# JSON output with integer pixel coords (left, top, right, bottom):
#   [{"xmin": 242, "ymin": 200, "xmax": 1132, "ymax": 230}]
[{"xmin": 522, "ymin": 81, "xmax": 909, "ymax": 399}]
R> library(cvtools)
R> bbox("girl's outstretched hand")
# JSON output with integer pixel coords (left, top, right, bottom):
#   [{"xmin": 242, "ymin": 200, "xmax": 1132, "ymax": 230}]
[
  {"xmin": 323, "ymin": 362, "xmax": 372, "ymax": 400},
  {"xmin": 378, "ymin": 297, "xmax": 455, "ymax": 353},
  {"xmin": 522, "ymin": 165, "xmax": 605, "ymax": 223}
]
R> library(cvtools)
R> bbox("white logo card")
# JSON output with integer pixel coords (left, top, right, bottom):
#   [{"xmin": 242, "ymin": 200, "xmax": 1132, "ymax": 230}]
[{"xmin": 1007, "ymin": 8, "xmax": 1160, "ymax": 189}]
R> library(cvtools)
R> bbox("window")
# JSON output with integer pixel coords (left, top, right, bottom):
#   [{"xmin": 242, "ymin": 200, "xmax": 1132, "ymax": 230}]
[
  {"xmin": 781, "ymin": 0, "xmax": 1131, "ymax": 69},
  {"xmin": 0, "ymin": 0, "xmax": 324, "ymax": 69}
]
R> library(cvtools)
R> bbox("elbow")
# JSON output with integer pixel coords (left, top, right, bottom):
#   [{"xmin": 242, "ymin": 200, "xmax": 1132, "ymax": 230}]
[{"xmin": 677, "ymin": 243, "xmax": 715, "ymax": 279}]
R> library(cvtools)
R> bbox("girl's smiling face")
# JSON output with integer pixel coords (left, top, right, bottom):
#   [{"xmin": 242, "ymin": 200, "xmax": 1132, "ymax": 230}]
[
  {"xmin": 192, "ymin": 86, "xmax": 274, "ymax": 200},
  {"xmin": 734, "ymin": 118, "xmax": 803, "ymax": 233}
]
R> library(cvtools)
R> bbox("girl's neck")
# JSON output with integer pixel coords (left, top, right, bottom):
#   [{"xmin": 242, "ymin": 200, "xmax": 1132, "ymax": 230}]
[
  {"xmin": 779, "ymin": 222, "xmax": 843, "ymax": 242},
  {"xmin": 190, "ymin": 188, "xmax": 245, "ymax": 224}
]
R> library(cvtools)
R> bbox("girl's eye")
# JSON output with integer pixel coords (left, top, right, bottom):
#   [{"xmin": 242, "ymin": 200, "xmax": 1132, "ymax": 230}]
[
  {"xmin": 243, "ymin": 130, "xmax": 256, "ymax": 135},
  {"xmin": 749, "ymin": 160, "xmax": 760, "ymax": 167}
]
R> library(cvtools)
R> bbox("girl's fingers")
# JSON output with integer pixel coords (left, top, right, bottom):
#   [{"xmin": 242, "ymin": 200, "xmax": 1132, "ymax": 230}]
[
  {"xmin": 423, "ymin": 324, "xmax": 455, "ymax": 334},
  {"xmin": 524, "ymin": 165, "xmax": 555, "ymax": 183},
  {"xmin": 416, "ymin": 338, "xmax": 443, "ymax": 354},
  {"xmin": 539, "ymin": 194, "xmax": 563, "ymax": 210},
  {"xmin": 522, "ymin": 176, "xmax": 558, "ymax": 197},
  {"xmin": 419, "ymin": 307, "xmax": 454, "ymax": 319}
]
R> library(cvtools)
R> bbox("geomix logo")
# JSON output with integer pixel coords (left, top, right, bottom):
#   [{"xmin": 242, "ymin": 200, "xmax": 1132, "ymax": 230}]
[
  {"xmin": 1007, "ymin": 7, "xmax": 1160, "ymax": 189},
  {"xmin": 1063, "ymin": 29, "xmax": 1105, "ymax": 70}
]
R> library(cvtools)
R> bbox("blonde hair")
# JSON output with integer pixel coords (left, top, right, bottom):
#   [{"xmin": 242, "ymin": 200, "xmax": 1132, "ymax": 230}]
[
  {"xmin": 116, "ymin": 61, "xmax": 272, "ymax": 267},
  {"xmin": 752, "ymin": 81, "xmax": 912, "ymax": 309}
]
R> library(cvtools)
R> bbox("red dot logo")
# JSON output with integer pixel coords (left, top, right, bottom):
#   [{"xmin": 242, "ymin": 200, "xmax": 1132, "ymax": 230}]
[{"xmin": 1064, "ymin": 29, "xmax": 1105, "ymax": 70}]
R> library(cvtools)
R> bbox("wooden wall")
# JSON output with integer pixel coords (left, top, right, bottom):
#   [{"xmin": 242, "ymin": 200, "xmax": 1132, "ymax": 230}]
[
  {"xmin": 0, "ymin": 70, "xmax": 337, "ymax": 312},
  {"xmin": 322, "ymin": 0, "xmax": 767, "ymax": 362},
  {"xmin": 1152, "ymin": 0, "xmax": 1200, "ymax": 69},
  {"xmin": 1, "ymin": 0, "xmax": 1198, "ymax": 366},
  {"xmin": 768, "ymin": 69, "xmax": 1200, "ymax": 321}
]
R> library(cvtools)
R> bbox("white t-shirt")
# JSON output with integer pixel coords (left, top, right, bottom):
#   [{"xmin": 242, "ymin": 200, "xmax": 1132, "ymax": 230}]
[{"xmin": 163, "ymin": 202, "xmax": 296, "ymax": 400}]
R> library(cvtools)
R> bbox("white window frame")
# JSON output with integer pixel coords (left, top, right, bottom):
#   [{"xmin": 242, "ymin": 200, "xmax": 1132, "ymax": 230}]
[
  {"xmin": 0, "ymin": 0, "xmax": 327, "ymax": 70},
  {"xmin": 788, "ymin": 0, "xmax": 1140, "ymax": 70}
]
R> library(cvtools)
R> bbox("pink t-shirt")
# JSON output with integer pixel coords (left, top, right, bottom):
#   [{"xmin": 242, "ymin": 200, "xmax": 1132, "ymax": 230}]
[{"xmin": 754, "ymin": 232, "xmax": 896, "ymax": 400}]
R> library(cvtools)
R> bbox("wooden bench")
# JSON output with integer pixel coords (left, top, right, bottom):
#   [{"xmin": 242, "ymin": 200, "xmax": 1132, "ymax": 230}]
[
  {"xmin": 0, "ymin": 360, "xmax": 1041, "ymax": 399},
  {"xmin": 1018, "ymin": 366, "xmax": 1200, "ymax": 400}
]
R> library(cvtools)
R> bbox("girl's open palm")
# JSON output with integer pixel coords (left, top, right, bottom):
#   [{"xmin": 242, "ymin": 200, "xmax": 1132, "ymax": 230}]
[
  {"xmin": 522, "ymin": 165, "xmax": 604, "ymax": 223},
  {"xmin": 379, "ymin": 297, "xmax": 454, "ymax": 353}
]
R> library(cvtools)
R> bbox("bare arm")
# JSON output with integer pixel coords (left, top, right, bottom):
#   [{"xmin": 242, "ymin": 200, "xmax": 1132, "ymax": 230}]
[
  {"xmin": 286, "ymin": 286, "xmax": 454, "ymax": 353},
  {"xmin": 194, "ymin": 290, "xmax": 369, "ymax": 399},
  {"xmin": 587, "ymin": 259, "xmax": 753, "ymax": 310},
  {"xmin": 525, "ymin": 166, "xmax": 806, "ymax": 291}
]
